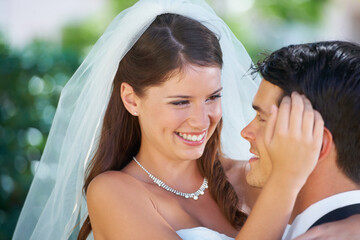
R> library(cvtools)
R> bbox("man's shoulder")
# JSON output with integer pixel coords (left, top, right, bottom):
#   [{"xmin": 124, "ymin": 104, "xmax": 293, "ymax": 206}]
[
  {"xmin": 309, "ymin": 203, "xmax": 360, "ymax": 229},
  {"xmin": 283, "ymin": 190, "xmax": 360, "ymax": 240}
]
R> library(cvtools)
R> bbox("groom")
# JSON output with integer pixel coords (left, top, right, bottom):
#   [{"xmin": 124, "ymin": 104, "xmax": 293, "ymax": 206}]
[{"xmin": 241, "ymin": 41, "xmax": 360, "ymax": 239}]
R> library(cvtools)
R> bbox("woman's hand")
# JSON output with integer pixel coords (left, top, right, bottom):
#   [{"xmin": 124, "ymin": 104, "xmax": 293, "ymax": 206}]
[
  {"xmin": 264, "ymin": 92, "xmax": 324, "ymax": 190},
  {"xmin": 294, "ymin": 214, "xmax": 360, "ymax": 240}
]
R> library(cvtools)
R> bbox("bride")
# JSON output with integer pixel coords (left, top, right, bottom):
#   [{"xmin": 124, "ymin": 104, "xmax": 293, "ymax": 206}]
[{"xmin": 13, "ymin": 0, "xmax": 360, "ymax": 239}]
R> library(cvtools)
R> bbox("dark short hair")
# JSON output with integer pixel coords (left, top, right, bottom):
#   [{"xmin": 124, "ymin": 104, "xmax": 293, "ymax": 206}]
[{"xmin": 254, "ymin": 41, "xmax": 360, "ymax": 184}]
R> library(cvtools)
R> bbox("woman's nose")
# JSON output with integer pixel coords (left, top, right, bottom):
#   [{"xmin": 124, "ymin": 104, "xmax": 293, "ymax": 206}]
[{"xmin": 188, "ymin": 104, "xmax": 210, "ymax": 130}]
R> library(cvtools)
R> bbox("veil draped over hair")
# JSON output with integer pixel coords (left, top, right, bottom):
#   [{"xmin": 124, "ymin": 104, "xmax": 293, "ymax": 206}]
[{"xmin": 13, "ymin": 0, "xmax": 260, "ymax": 239}]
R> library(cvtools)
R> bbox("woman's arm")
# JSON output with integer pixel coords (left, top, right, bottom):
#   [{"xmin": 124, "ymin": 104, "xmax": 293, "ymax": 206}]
[{"xmin": 236, "ymin": 93, "xmax": 324, "ymax": 239}]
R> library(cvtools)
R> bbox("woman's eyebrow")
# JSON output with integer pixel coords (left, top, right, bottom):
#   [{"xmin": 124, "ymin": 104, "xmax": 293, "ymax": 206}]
[{"xmin": 166, "ymin": 87, "xmax": 223, "ymax": 99}]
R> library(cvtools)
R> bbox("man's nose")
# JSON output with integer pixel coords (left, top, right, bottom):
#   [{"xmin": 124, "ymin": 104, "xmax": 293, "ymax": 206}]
[{"xmin": 241, "ymin": 120, "xmax": 256, "ymax": 142}]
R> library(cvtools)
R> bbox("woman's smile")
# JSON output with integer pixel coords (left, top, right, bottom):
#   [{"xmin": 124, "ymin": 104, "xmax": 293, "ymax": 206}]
[{"xmin": 175, "ymin": 131, "xmax": 207, "ymax": 145}]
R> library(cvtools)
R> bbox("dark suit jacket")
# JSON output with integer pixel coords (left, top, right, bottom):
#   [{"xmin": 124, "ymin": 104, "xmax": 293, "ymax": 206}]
[{"xmin": 308, "ymin": 203, "xmax": 360, "ymax": 230}]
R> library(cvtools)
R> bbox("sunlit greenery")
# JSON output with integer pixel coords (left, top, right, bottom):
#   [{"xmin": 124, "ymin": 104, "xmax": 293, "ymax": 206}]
[
  {"xmin": 255, "ymin": 0, "xmax": 328, "ymax": 23},
  {"xmin": 0, "ymin": 39, "xmax": 82, "ymax": 239}
]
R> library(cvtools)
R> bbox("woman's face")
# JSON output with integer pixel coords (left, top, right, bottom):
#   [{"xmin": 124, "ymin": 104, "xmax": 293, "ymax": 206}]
[{"xmin": 137, "ymin": 64, "xmax": 222, "ymax": 162}]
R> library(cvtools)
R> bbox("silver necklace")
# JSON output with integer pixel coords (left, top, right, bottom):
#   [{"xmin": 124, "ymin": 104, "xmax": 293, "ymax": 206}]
[{"xmin": 133, "ymin": 157, "xmax": 208, "ymax": 200}]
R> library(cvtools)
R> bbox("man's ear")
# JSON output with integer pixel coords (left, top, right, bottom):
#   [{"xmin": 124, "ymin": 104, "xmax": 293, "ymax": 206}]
[
  {"xmin": 120, "ymin": 82, "xmax": 139, "ymax": 116},
  {"xmin": 318, "ymin": 127, "xmax": 334, "ymax": 161}
]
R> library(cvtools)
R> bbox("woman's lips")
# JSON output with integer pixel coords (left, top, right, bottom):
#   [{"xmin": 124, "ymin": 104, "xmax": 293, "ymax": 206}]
[{"xmin": 175, "ymin": 131, "xmax": 206, "ymax": 146}]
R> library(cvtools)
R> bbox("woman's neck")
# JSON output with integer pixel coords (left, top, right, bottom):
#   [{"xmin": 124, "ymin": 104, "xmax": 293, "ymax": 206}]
[{"xmin": 129, "ymin": 147, "xmax": 204, "ymax": 193}]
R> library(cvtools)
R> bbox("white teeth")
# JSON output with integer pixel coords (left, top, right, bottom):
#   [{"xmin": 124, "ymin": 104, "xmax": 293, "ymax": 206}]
[{"xmin": 178, "ymin": 132, "xmax": 205, "ymax": 142}]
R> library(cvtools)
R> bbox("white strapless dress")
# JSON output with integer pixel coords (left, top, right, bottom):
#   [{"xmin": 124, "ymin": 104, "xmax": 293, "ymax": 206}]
[{"xmin": 176, "ymin": 227, "xmax": 234, "ymax": 240}]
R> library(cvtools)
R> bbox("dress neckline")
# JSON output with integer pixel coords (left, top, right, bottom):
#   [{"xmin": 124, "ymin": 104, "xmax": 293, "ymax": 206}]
[{"xmin": 176, "ymin": 226, "xmax": 234, "ymax": 239}]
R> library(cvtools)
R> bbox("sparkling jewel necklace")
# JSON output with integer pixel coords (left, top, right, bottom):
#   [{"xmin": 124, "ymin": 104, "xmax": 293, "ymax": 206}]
[{"xmin": 132, "ymin": 157, "xmax": 208, "ymax": 200}]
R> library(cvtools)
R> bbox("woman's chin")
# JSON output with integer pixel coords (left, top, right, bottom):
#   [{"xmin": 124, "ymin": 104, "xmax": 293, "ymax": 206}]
[{"xmin": 182, "ymin": 148, "xmax": 206, "ymax": 161}]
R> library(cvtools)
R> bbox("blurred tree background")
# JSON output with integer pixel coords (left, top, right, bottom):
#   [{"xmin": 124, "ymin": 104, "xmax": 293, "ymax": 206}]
[{"xmin": 1, "ymin": 0, "xmax": 359, "ymax": 239}]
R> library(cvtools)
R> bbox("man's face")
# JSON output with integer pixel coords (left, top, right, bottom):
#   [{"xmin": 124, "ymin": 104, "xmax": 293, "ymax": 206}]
[{"xmin": 241, "ymin": 79, "xmax": 284, "ymax": 187}]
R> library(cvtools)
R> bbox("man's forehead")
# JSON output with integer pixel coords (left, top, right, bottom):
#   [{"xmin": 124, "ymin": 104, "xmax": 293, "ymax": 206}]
[{"xmin": 253, "ymin": 79, "xmax": 284, "ymax": 113}]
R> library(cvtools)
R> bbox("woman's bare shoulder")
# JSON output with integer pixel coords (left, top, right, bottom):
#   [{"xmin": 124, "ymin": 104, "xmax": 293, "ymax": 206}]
[
  {"xmin": 219, "ymin": 156, "xmax": 248, "ymax": 197},
  {"xmin": 219, "ymin": 156, "xmax": 247, "ymax": 176},
  {"xmin": 219, "ymin": 157, "xmax": 261, "ymax": 213},
  {"xmin": 86, "ymin": 171, "xmax": 180, "ymax": 239},
  {"xmin": 87, "ymin": 171, "xmax": 143, "ymax": 196},
  {"xmin": 86, "ymin": 170, "xmax": 156, "ymax": 223}
]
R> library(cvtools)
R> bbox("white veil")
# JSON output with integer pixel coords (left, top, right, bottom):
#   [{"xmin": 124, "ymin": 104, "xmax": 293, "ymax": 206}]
[{"xmin": 13, "ymin": 0, "xmax": 260, "ymax": 239}]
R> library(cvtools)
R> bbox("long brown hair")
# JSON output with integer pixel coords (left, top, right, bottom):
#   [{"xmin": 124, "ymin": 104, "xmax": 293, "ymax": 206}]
[{"xmin": 77, "ymin": 13, "xmax": 246, "ymax": 239}]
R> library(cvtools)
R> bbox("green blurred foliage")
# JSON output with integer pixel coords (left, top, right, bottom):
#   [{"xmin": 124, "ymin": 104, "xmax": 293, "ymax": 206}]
[
  {"xmin": 255, "ymin": 0, "xmax": 328, "ymax": 23},
  {"xmin": 0, "ymin": 37, "xmax": 81, "ymax": 239},
  {"xmin": 61, "ymin": 0, "xmax": 138, "ymax": 53},
  {"xmin": 1, "ymin": 0, "xmax": 330, "ymax": 239},
  {"xmin": 219, "ymin": 0, "xmax": 329, "ymax": 60},
  {"xmin": 109, "ymin": 0, "xmax": 138, "ymax": 15},
  {"xmin": 62, "ymin": 22, "xmax": 103, "ymax": 53}
]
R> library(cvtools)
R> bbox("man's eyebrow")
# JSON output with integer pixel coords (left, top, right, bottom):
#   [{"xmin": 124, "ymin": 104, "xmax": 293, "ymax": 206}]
[
  {"xmin": 166, "ymin": 87, "xmax": 223, "ymax": 99},
  {"xmin": 252, "ymin": 104, "xmax": 268, "ymax": 115}
]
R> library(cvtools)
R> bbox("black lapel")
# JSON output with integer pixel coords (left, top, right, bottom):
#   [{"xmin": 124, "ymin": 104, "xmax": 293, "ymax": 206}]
[{"xmin": 308, "ymin": 203, "xmax": 360, "ymax": 230}]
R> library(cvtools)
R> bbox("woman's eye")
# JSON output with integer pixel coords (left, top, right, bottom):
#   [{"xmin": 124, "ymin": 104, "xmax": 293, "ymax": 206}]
[
  {"xmin": 207, "ymin": 94, "xmax": 222, "ymax": 102},
  {"xmin": 171, "ymin": 100, "xmax": 189, "ymax": 106}
]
